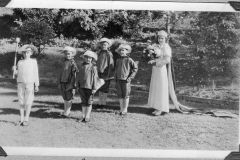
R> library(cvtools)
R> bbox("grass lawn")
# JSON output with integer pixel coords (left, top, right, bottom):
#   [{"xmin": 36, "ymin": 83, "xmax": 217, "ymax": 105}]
[
  {"xmin": 0, "ymin": 81, "xmax": 238, "ymax": 150},
  {"xmin": 1, "ymin": 43, "xmax": 239, "ymax": 100}
]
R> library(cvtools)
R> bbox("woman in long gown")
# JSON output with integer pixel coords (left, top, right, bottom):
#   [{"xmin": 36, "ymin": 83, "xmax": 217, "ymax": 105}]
[{"xmin": 147, "ymin": 30, "xmax": 172, "ymax": 116}]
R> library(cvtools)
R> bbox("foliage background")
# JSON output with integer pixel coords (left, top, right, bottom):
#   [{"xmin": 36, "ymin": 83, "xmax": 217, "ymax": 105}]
[{"xmin": 0, "ymin": 8, "xmax": 239, "ymax": 93}]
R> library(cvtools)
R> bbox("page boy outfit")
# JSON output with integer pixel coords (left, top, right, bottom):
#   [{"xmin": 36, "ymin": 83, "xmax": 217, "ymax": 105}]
[
  {"xmin": 115, "ymin": 45, "xmax": 138, "ymax": 98},
  {"xmin": 76, "ymin": 51, "xmax": 104, "ymax": 106},
  {"xmin": 58, "ymin": 47, "xmax": 79, "ymax": 101}
]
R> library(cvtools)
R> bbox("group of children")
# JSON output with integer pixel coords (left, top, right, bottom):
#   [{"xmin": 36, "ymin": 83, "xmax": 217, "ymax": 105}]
[{"xmin": 12, "ymin": 38, "xmax": 138, "ymax": 126}]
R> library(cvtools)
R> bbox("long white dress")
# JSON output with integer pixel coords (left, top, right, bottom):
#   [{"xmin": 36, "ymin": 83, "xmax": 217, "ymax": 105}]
[{"xmin": 147, "ymin": 43, "xmax": 172, "ymax": 113}]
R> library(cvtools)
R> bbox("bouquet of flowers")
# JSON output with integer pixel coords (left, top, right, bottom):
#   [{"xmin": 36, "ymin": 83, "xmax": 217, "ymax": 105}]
[{"xmin": 142, "ymin": 45, "xmax": 157, "ymax": 61}]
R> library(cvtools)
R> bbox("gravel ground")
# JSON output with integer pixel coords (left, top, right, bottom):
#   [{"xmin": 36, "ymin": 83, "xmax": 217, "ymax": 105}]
[{"xmin": 0, "ymin": 82, "xmax": 238, "ymax": 151}]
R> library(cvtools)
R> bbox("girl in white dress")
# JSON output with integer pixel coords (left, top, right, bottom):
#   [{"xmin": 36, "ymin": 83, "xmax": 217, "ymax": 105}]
[{"xmin": 147, "ymin": 30, "xmax": 172, "ymax": 116}]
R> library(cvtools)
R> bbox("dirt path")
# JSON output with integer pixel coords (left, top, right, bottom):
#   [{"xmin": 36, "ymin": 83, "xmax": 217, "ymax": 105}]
[{"xmin": 0, "ymin": 82, "xmax": 238, "ymax": 151}]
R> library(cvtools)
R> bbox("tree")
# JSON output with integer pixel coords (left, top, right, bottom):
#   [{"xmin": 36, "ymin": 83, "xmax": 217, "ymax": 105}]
[
  {"xmin": 58, "ymin": 9, "xmax": 167, "ymax": 39},
  {"xmin": 11, "ymin": 19, "xmax": 56, "ymax": 55},
  {"xmin": 12, "ymin": 8, "xmax": 57, "ymax": 27},
  {"xmin": 185, "ymin": 12, "xmax": 239, "ymax": 86}
]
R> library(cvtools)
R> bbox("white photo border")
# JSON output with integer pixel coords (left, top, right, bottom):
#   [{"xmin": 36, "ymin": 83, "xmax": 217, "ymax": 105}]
[{"xmin": 2, "ymin": 0, "xmax": 240, "ymax": 159}]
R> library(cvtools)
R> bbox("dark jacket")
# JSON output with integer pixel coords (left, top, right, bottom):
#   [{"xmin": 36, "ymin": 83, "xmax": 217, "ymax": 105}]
[
  {"xmin": 115, "ymin": 56, "xmax": 138, "ymax": 82},
  {"xmin": 96, "ymin": 50, "xmax": 114, "ymax": 80},
  {"xmin": 58, "ymin": 58, "xmax": 79, "ymax": 90},
  {"xmin": 76, "ymin": 62, "xmax": 98, "ymax": 90}
]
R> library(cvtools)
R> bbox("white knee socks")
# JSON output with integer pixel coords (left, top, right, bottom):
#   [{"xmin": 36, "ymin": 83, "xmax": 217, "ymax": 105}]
[
  {"xmin": 66, "ymin": 100, "xmax": 72, "ymax": 115},
  {"xmin": 20, "ymin": 105, "xmax": 24, "ymax": 122},
  {"xmin": 122, "ymin": 97, "xmax": 129, "ymax": 113},
  {"xmin": 119, "ymin": 99, "xmax": 123, "ymax": 111}
]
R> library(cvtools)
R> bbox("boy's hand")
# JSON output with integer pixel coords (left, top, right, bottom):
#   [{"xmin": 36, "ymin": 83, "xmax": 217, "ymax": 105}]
[
  {"xmin": 35, "ymin": 86, "xmax": 39, "ymax": 92},
  {"xmin": 12, "ymin": 66, "xmax": 17, "ymax": 71},
  {"xmin": 72, "ymin": 89, "xmax": 76, "ymax": 95},
  {"xmin": 92, "ymin": 90, "xmax": 96, "ymax": 94},
  {"xmin": 126, "ymin": 78, "xmax": 131, "ymax": 83}
]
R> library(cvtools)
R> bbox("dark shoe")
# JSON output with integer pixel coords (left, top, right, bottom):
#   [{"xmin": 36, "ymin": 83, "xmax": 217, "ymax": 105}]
[
  {"xmin": 161, "ymin": 112, "xmax": 168, "ymax": 116},
  {"xmin": 120, "ymin": 112, "xmax": 127, "ymax": 116},
  {"xmin": 20, "ymin": 122, "xmax": 24, "ymax": 126},
  {"xmin": 23, "ymin": 121, "xmax": 28, "ymax": 126},
  {"xmin": 77, "ymin": 117, "xmax": 85, "ymax": 122},
  {"xmin": 115, "ymin": 111, "xmax": 121, "ymax": 115}
]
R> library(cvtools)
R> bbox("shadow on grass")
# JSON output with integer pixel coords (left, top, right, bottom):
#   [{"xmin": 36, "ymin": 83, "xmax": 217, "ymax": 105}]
[
  {"xmin": 0, "ymin": 120, "xmax": 18, "ymax": 126},
  {"xmin": 0, "ymin": 107, "xmax": 19, "ymax": 115},
  {"xmin": 0, "ymin": 91, "xmax": 17, "ymax": 96},
  {"xmin": 0, "ymin": 89, "xmax": 60, "ymax": 98}
]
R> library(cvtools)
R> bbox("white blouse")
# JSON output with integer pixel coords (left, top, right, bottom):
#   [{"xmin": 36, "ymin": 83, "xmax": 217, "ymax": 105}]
[{"xmin": 16, "ymin": 59, "xmax": 39, "ymax": 86}]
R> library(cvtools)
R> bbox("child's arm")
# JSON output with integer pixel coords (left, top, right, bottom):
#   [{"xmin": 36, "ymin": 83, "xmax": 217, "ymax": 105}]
[
  {"xmin": 126, "ymin": 59, "xmax": 138, "ymax": 82},
  {"xmin": 92, "ymin": 66, "xmax": 98, "ymax": 94},
  {"xmin": 107, "ymin": 52, "xmax": 115, "ymax": 80},
  {"xmin": 34, "ymin": 60, "xmax": 39, "ymax": 92},
  {"xmin": 69, "ymin": 61, "xmax": 79, "ymax": 89},
  {"xmin": 12, "ymin": 65, "xmax": 18, "ymax": 77}
]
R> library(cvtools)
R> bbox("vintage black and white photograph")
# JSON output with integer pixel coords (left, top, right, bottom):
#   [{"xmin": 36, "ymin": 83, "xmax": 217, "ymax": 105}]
[{"xmin": 0, "ymin": 0, "xmax": 239, "ymax": 156}]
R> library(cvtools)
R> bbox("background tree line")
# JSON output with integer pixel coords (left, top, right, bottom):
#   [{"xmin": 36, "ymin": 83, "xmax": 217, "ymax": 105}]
[{"xmin": 0, "ymin": 8, "xmax": 239, "ymax": 87}]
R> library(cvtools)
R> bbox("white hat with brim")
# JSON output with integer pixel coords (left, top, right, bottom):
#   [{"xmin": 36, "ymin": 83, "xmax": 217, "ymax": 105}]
[
  {"xmin": 99, "ymin": 38, "xmax": 112, "ymax": 47},
  {"xmin": 115, "ymin": 44, "xmax": 132, "ymax": 54},
  {"xmin": 62, "ymin": 46, "xmax": 76, "ymax": 56},
  {"xmin": 19, "ymin": 45, "xmax": 37, "ymax": 54},
  {"xmin": 157, "ymin": 30, "xmax": 168, "ymax": 38},
  {"xmin": 83, "ymin": 50, "xmax": 98, "ymax": 61}
]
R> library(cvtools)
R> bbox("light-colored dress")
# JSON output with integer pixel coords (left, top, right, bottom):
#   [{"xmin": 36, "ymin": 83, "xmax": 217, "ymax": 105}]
[{"xmin": 148, "ymin": 43, "xmax": 172, "ymax": 112}]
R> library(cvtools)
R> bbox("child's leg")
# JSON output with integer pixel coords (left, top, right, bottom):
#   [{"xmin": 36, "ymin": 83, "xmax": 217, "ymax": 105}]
[
  {"xmin": 64, "ymin": 101, "xmax": 67, "ymax": 113},
  {"xmin": 85, "ymin": 105, "xmax": 92, "ymax": 119},
  {"xmin": 119, "ymin": 98, "xmax": 123, "ymax": 111},
  {"xmin": 17, "ymin": 83, "xmax": 25, "ymax": 123},
  {"xmin": 65, "ymin": 89, "xmax": 75, "ymax": 115},
  {"xmin": 122, "ymin": 80, "xmax": 130, "ymax": 113},
  {"xmin": 24, "ymin": 83, "xmax": 35, "ymax": 123},
  {"xmin": 85, "ymin": 89, "xmax": 94, "ymax": 120},
  {"xmin": 79, "ymin": 88, "xmax": 87, "ymax": 118},
  {"xmin": 20, "ymin": 105, "xmax": 25, "ymax": 123},
  {"xmin": 98, "ymin": 91, "xmax": 103, "ymax": 105},
  {"xmin": 82, "ymin": 105, "xmax": 86, "ymax": 118},
  {"xmin": 24, "ymin": 104, "xmax": 32, "ymax": 122},
  {"xmin": 122, "ymin": 97, "xmax": 129, "ymax": 113},
  {"xmin": 65, "ymin": 100, "xmax": 72, "ymax": 115},
  {"xmin": 102, "ymin": 80, "xmax": 110, "ymax": 106},
  {"xmin": 116, "ymin": 80, "xmax": 123, "ymax": 111}
]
